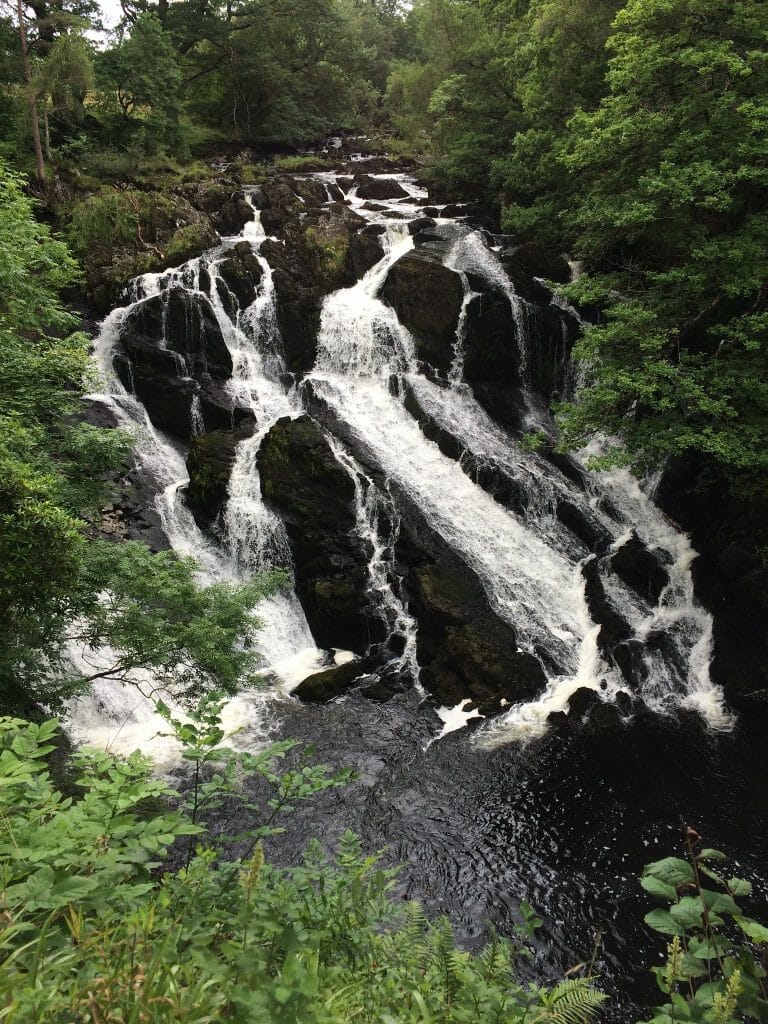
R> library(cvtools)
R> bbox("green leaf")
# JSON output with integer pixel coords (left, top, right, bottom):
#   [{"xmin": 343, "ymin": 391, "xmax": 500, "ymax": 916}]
[
  {"xmin": 644, "ymin": 910, "xmax": 685, "ymax": 936},
  {"xmin": 735, "ymin": 917, "xmax": 768, "ymax": 944},
  {"xmin": 643, "ymin": 858, "xmax": 695, "ymax": 888},
  {"xmin": 641, "ymin": 876, "xmax": 678, "ymax": 901}
]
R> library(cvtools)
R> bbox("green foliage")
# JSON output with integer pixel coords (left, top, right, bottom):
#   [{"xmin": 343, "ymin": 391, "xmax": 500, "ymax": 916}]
[
  {"xmin": 304, "ymin": 225, "xmax": 349, "ymax": 281},
  {"xmin": 556, "ymin": 0, "xmax": 768, "ymax": 492},
  {"xmin": 96, "ymin": 12, "xmax": 185, "ymax": 155},
  {"xmin": 274, "ymin": 155, "xmax": 333, "ymax": 173},
  {"xmin": 66, "ymin": 187, "xmax": 158, "ymax": 255},
  {"xmin": 640, "ymin": 830, "xmax": 768, "ymax": 1023},
  {"xmin": 0, "ymin": 715, "xmax": 605, "ymax": 1024}
]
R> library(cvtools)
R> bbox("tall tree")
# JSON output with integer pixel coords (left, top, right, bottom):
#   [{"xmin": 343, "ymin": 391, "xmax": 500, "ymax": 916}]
[
  {"xmin": 559, "ymin": 0, "xmax": 768, "ymax": 492},
  {"xmin": 14, "ymin": 0, "xmax": 45, "ymax": 183}
]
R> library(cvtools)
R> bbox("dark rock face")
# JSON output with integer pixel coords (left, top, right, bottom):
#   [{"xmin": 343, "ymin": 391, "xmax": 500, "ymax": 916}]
[
  {"xmin": 463, "ymin": 290, "xmax": 520, "ymax": 384},
  {"xmin": 347, "ymin": 225, "xmax": 385, "ymax": 278},
  {"xmin": 395, "ymin": 504, "xmax": 547, "ymax": 712},
  {"xmin": 355, "ymin": 175, "xmax": 409, "ymax": 201},
  {"xmin": 509, "ymin": 242, "xmax": 571, "ymax": 285},
  {"xmin": 122, "ymin": 287, "xmax": 231, "ymax": 378},
  {"xmin": 185, "ymin": 420, "xmax": 256, "ymax": 530},
  {"xmin": 656, "ymin": 457, "xmax": 768, "ymax": 728},
  {"xmin": 216, "ymin": 241, "xmax": 263, "ymax": 314},
  {"xmin": 214, "ymin": 191, "xmax": 255, "ymax": 235},
  {"xmin": 114, "ymin": 287, "xmax": 237, "ymax": 440},
  {"xmin": 257, "ymin": 416, "xmax": 382, "ymax": 652},
  {"xmin": 380, "ymin": 249, "xmax": 464, "ymax": 374},
  {"xmin": 610, "ymin": 531, "xmax": 670, "ymax": 604}
]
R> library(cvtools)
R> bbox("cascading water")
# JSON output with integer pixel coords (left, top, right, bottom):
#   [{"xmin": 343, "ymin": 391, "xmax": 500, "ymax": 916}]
[
  {"xmin": 69, "ymin": 200, "xmax": 329, "ymax": 758},
  {"xmin": 66, "ymin": 166, "xmax": 765, "ymax": 1024}
]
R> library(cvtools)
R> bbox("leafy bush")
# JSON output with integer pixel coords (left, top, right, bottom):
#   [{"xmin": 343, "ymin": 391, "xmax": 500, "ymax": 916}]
[
  {"xmin": 0, "ymin": 714, "xmax": 606, "ymax": 1024},
  {"xmin": 640, "ymin": 828, "xmax": 768, "ymax": 1023}
]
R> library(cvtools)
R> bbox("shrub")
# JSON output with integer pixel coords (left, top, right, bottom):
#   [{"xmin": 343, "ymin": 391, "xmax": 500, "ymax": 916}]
[
  {"xmin": 0, "ymin": 713, "xmax": 606, "ymax": 1024},
  {"xmin": 640, "ymin": 827, "xmax": 768, "ymax": 1023}
]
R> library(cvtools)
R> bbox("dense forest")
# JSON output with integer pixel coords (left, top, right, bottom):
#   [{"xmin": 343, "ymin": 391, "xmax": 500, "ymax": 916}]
[{"xmin": 1, "ymin": 0, "xmax": 767, "ymax": 1021}]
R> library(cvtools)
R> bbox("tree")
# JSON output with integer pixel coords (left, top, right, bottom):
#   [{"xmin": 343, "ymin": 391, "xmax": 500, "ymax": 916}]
[
  {"xmin": 14, "ymin": 0, "xmax": 46, "ymax": 182},
  {"xmin": 558, "ymin": 0, "xmax": 768, "ymax": 493},
  {"xmin": 96, "ymin": 11, "xmax": 184, "ymax": 153}
]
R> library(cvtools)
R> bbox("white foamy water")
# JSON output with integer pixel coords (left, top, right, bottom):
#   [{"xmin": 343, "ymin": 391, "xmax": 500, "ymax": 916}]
[{"xmin": 74, "ymin": 171, "xmax": 729, "ymax": 762}]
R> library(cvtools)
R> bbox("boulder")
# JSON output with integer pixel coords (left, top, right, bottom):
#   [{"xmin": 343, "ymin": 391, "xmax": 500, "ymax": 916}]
[
  {"xmin": 509, "ymin": 241, "xmax": 571, "ymax": 285},
  {"xmin": 347, "ymin": 225, "xmax": 385, "ymax": 278},
  {"xmin": 291, "ymin": 177, "xmax": 328, "ymax": 207},
  {"xmin": 380, "ymin": 248, "xmax": 464, "ymax": 374},
  {"xmin": 120, "ymin": 287, "xmax": 232, "ymax": 380},
  {"xmin": 610, "ymin": 531, "xmax": 670, "ymax": 604},
  {"xmin": 185, "ymin": 420, "xmax": 256, "ymax": 529},
  {"xmin": 257, "ymin": 416, "xmax": 384, "ymax": 652},
  {"xmin": 294, "ymin": 658, "xmax": 369, "ymax": 702},
  {"xmin": 216, "ymin": 242, "xmax": 264, "ymax": 313},
  {"xmin": 214, "ymin": 191, "xmax": 255, "ymax": 235},
  {"xmin": 355, "ymin": 175, "xmax": 409, "ymax": 201},
  {"xmin": 336, "ymin": 176, "xmax": 354, "ymax": 193}
]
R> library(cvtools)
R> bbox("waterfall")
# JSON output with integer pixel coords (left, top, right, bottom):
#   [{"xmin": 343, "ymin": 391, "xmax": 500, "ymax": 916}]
[
  {"xmin": 74, "ymin": 170, "xmax": 730, "ymax": 765},
  {"xmin": 68, "ymin": 203, "xmax": 326, "ymax": 758}
]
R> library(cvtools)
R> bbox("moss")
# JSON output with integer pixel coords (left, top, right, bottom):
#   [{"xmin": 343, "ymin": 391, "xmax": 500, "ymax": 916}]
[
  {"xmin": 304, "ymin": 226, "xmax": 349, "ymax": 284},
  {"xmin": 273, "ymin": 154, "xmax": 332, "ymax": 173},
  {"xmin": 165, "ymin": 223, "xmax": 216, "ymax": 264}
]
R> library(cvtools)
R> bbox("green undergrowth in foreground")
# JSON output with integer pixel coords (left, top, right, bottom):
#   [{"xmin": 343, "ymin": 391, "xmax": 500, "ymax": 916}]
[
  {"xmin": 0, "ymin": 710, "xmax": 605, "ymax": 1024},
  {"xmin": 2, "ymin": 707, "xmax": 767, "ymax": 1024}
]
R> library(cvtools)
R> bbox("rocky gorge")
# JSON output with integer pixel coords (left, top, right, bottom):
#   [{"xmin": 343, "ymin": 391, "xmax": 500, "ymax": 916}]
[{"xmin": 71, "ymin": 155, "xmax": 768, "ymax": 1022}]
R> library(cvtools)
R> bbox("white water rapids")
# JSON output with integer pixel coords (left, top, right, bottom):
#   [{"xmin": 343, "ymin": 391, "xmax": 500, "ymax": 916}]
[{"xmin": 68, "ymin": 171, "xmax": 731, "ymax": 767}]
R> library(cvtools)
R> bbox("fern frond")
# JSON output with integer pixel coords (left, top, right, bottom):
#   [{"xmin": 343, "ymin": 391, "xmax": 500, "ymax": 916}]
[{"xmin": 535, "ymin": 978, "xmax": 607, "ymax": 1024}]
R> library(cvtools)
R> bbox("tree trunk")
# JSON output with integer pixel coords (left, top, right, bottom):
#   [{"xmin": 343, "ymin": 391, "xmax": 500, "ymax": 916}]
[
  {"xmin": 43, "ymin": 106, "xmax": 52, "ymax": 161},
  {"xmin": 15, "ymin": 0, "xmax": 46, "ymax": 187}
]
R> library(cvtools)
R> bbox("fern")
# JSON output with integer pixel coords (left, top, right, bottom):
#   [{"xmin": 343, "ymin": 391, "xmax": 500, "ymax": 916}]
[{"xmin": 532, "ymin": 978, "xmax": 607, "ymax": 1024}]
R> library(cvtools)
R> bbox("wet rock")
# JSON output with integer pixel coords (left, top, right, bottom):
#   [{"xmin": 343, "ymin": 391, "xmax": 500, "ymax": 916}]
[
  {"xmin": 567, "ymin": 687, "xmax": 600, "ymax": 720},
  {"xmin": 114, "ymin": 286, "xmax": 234, "ymax": 441},
  {"xmin": 121, "ymin": 287, "xmax": 232, "ymax": 379},
  {"xmin": 217, "ymin": 242, "xmax": 264, "ymax": 312},
  {"xmin": 393, "ymin": 507, "xmax": 547, "ymax": 712},
  {"xmin": 291, "ymin": 177, "xmax": 328, "ymax": 207},
  {"xmin": 556, "ymin": 499, "xmax": 612, "ymax": 554},
  {"xmin": 610, "ymin": 531, "xmax": 670, "ymax": 604},
  {"xmin": 255, "ymin": 177, "xmax": 304, "ymax": 235},
  {"xmin": 358, "ymin": 668, "xmax": 408, "ymax": 702},
  {"xmin": 408, "ymin": 217, "xmax": 437, "ymax": 235},
  {"xmin": 294, "ymin": 658, "xmax": 368, "ymax": 701},
  {"xmin": 215, "ymin": 191, "xmax": 255, "ymax": 235},
  {"xmin": 463, "ymin": 290, "xmax": 520, "ymax": 384},
  {"xmin": 326, "ymin": 182, "xmax": 346, "ymax": 203},
  {"xmin": 380, "ymin": 249, "xmax": 464, "ymax": 374},
  {"xmin": 336, "ymin": 176, "xmax": 354, "ymax": 193},
  {"xmin": 581, "ymin": 556, "xmax": 635, "ymax": 661},
  {"xmin": 261, "ymin": 204, "xmax": 371, "ymax": 373},
  {"xmin": 257, "ymin": 416, "xmax": 383, "ymax": 652},
  {"xmin": 347, "ymin": 225, "xmax": 385, "ymax": 278},
  {"xmin": 509, "ymin": 242, "xmax": 571, "ymax": 285},
  {"xmin": 655, "ymin": 455, "xmax": 768, "ymax": 708},
  {"xmin": 356, "ymin": 175, "xmax": 409, "ymax": 201},
  {"xmin": 410, "ymin": 556, "xmax": 547, "ymax": 713},
  {"xmin": 185, "ymin": 420, "xmax": 256, "ymax": 530}
]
